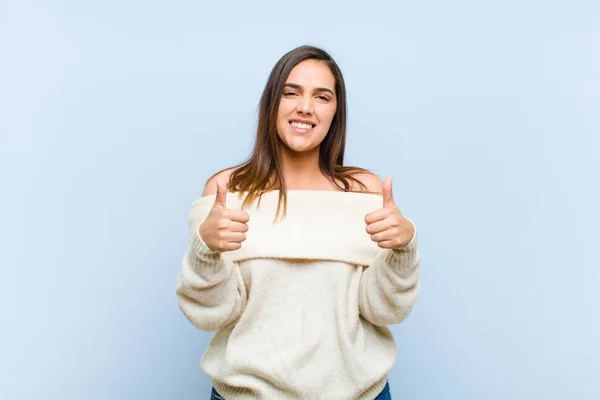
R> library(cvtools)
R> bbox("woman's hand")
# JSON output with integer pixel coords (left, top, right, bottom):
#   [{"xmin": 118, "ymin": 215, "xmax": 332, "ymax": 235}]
[
  {"xmin": 365, "ymin": 177, "xmax": 415, "ymax": 250},
  {"xmin": 199, "ymin": 180, "xmax": 250, "ymax": 252}
]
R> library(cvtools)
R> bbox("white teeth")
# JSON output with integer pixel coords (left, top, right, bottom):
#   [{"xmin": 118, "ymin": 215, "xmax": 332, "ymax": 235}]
[{"xmin": 291, "ymin": 122, "xmax": 313, "ymax": 130}]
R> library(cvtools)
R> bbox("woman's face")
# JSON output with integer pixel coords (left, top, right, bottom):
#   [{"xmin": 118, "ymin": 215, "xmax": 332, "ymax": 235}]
[{"xmin": 276, "ymin": 59, "xmax": 337, "ymax": 155}]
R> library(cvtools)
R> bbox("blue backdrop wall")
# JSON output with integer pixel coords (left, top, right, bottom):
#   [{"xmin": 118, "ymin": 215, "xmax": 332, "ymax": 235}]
[{"xmin": 1, "ymin": 1, "xmax": 598, "ymax": 399}]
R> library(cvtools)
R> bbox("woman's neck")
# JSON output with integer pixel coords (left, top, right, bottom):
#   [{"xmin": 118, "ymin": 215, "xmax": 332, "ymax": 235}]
[{"xmin": 279, "ymin": 148, "xmax": 333, "ymax": 190}]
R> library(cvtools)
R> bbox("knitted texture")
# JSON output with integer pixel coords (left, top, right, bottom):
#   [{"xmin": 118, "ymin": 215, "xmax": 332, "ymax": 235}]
[{"xmin": 176, "ymin": 190, "xmax": 421, "ymax": 400}]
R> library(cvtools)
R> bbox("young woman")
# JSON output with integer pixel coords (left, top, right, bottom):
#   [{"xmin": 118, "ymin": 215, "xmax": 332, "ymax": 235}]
[{"xmin": 176, "ymin": 45, "xmax": 421, "ymax": 400}]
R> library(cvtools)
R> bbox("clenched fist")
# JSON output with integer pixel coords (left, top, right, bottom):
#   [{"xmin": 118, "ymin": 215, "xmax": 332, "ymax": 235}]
[
  {"xmin": 365, "ymin": 176, "xmax": 415, "ymax": 250},
  {"xmin": 199, "ymin": 180, "xmax": 250, "ymax": 252}
]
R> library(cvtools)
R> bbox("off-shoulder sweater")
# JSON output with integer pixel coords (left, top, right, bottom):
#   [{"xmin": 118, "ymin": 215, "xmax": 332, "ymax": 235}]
[{"xmin": 175, "ymin": 189, "xmax": 421, "ymax": 400}]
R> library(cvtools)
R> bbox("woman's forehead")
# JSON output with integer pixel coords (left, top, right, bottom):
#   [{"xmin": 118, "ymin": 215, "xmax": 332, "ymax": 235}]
[{"xmin": 286, "ymin": 60, "xmax": 335, "ymax": 91}]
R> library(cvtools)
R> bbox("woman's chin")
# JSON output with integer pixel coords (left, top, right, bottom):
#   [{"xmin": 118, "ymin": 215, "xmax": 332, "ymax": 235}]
[
  {"xmin": 278, "ymin": 131, "xmax": 324, "ymax": 154},
  {"xmin": 283, "ymin": 141, "xmax": 318, "ymax": 154}
]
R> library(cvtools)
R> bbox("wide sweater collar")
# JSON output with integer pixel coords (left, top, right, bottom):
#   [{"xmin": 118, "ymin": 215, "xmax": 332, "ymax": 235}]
[{"xmin": 189, "ymin": 190, "xmax": 388, "ymax": 266}]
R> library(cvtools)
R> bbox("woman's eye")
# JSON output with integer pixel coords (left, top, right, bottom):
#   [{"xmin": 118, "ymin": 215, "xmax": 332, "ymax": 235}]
[
  {"xmin": 317, "ymin": 95, "xmax": 330, "ymax": 101},
  {"xmin": 284, "ymin": 91, "xmax": 298, "ymax": 96}
]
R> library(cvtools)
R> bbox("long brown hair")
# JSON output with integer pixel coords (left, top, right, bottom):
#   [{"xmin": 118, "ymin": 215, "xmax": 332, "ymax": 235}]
[{"xmin": 209, "ymin": 45, "xmax": 375, "ymax": 221}]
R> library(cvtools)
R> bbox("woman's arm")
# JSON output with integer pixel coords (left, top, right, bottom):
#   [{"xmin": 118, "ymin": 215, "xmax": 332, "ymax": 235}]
[
  {"xmin": 176, "ymin": 228, "xmax": 247, "ymax": 332},
  {"xmin": 358, "ymin": 227, "xmax": 421, "ymax": 326},
  {"xmin": 175, "ymin": 172, "xmax": 247, "ymax": 332}
]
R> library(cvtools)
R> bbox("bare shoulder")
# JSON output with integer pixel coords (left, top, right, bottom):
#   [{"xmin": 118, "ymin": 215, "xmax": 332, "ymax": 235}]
[
  {"xmin": 351, "ymin": 171, "xmax": 383, "ymax": 194},
  {"xmin": 201, "ymin": 167, "xmax": 238, "ymax": 197}
]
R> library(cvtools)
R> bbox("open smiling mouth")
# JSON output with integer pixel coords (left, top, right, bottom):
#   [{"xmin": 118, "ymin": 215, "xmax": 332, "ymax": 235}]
[{"xmin": 289, "ymin": 121, "xmax": 316, "ymax": 134}]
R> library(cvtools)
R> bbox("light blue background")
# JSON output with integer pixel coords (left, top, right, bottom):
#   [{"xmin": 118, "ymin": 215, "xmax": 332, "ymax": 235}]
[{"xmin": 1, "ymin": 0, "xmax": 598, "ymax": 399}]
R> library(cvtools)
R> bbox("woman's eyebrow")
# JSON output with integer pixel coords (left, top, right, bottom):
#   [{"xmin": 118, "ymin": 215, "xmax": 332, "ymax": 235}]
[{"xmin": 284, "ymin": 82, "xmax": 335, "ymax": 96}]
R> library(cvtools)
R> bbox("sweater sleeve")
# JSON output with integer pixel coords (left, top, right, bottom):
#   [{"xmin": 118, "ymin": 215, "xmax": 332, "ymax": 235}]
[
  {"xmin": 175, "ymin": 212, "xmax": 247, "ymax": 332},
  {"xmin": 358, "ymin": 219, "xmax": 421, "ymax": 327}
]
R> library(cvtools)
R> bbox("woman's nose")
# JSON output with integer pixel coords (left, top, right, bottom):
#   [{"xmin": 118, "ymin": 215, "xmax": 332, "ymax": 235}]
[{"xmin": 296, "ymin": 96, "xmax": 313, "ymax": 114}]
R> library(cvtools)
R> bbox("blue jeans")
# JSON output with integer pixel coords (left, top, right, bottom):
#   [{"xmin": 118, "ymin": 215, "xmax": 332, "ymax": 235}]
[{"xmin": 210, "ymin": 381, "xmax": 391, "ymax": 399}]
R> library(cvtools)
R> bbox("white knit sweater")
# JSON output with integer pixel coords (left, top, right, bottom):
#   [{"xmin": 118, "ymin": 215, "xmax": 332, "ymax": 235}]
[{"xmin": 176, "ymin": 189, "xmax": 421, "ymax": 400}]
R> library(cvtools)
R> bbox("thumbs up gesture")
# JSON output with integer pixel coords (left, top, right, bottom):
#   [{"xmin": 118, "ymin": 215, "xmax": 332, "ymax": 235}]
[
  {"xmin": 365, "ymin": 177, "xmax": 415, "ymax": 250},
  {"xmin": 199, "ymin": 180, "xmax": 250, "ymax": 252}
]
